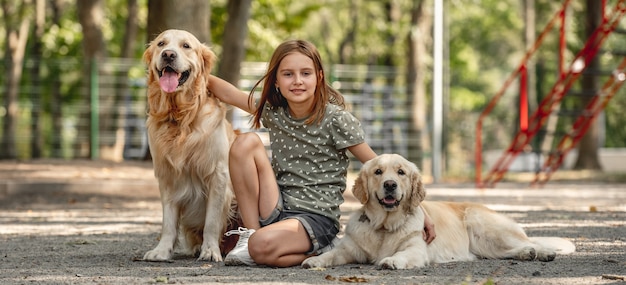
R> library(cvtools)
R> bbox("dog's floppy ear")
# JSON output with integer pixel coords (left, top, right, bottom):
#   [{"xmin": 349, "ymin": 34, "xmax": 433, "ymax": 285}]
[
  {"xmin": 143, "ymin": 40, "xmax": 155, "ymax": 65},
  {"xmin": 143, "ymin": 40, "xmax": 158, "ymax": 83},
  {"xmin": 409, "ymin": 163, "xmax": 426, "ymax": 208},
  {"xmin": 352, "ymin": 167, "xmax": 369, "ymax": 204},
  {"xmin": 201, "ymin": 45, "xmax": 216, "ymax": 76}
]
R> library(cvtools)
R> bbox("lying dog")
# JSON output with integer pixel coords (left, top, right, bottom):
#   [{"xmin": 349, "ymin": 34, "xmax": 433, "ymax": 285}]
[
  {"xmin": 302, "ymin": 154, "xmax": 575, "ymax": 269},
  {"xmin": 142, "ymin": 29, "xmax": 236, "ymax": 262}
]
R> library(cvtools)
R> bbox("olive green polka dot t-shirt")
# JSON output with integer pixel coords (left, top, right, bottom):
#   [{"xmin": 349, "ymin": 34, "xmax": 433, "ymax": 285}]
[{"xmin": 261, "ymin": 102, "xmax": 366, "ymax": 227}]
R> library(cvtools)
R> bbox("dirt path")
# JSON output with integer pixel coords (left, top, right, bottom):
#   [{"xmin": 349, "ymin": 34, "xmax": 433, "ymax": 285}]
[{"xmin": 1, "ymin": 160, "xmax": 625, "ymax": 284}]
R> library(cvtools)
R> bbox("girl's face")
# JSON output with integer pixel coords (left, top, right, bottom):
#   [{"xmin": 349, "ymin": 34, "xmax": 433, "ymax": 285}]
[{"xmin": 275, "ymin": 52, "xmax": 319, "ymax": 111}]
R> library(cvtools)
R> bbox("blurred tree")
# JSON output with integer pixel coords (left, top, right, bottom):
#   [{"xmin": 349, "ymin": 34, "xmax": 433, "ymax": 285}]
[
  {"xmin": 573, "ymin": 0, "xmax": 602, "ymax": 170},
  {"xmin": 1, "ymin": 0, "xmax": 32, "ymax": 159},
  {"xmin": 406, "ymin": 0, "xmax": 431, "ymax": 175},
  {"xmin": 107, "ymin": 0, "xmax": 140, "ymax": 161},
  {"xmin": 338, "ymin": 0, "xmax": 358, "ymax": 64},
  {"xmin": 147, "ymin": 0, "xmax": 210, "ymax": 43},
  {"xmin": 121, "ymin": 0, "xmax": 139, "ymax": 59},
  {"xmin": 446, "ymin": 0, "xmax": 525, "ymax": 175},
  {"xmin": 216, "ymin": 0, "xmax": 252, "ymax": 122},
  {"xmin": 76, "ymin": 0, "xmax": 107, "ymax": 158},
  {"xmin": 380, "ymin": 1, "xmax": 402, "ymax": 155},
  {"xmin": 217, "ymin": 0, "xmax": 252, "ymax": 86},
  {"xmin": 46, "ymin": 1, "xmax": 81, "ymax": 158},
  {"xmin": 30, "ymin": 0, "xmax": 45, "ymax": 158},
  {"xmin": 242, "ymin": 1, "xmax": 322, "ymax": 61}
]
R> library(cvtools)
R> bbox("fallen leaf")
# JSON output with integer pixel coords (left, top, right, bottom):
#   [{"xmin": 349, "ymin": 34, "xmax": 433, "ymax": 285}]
[
  {"xmin": 338, "ymin": 276, "xmax": 369, "ymax": 283},
  {"xmin": 602, "ymin": 274, "xmax": 625, "ymax": 280}
]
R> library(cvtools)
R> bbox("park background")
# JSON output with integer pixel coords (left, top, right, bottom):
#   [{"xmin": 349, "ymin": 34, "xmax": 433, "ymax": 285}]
[
  {"xmin": 2, "ymin": 0, "xmax": 626, "ymax": 184},
  {"xmin": 1, "ymin": 2, "xmax": 626, "ymax": 284}
]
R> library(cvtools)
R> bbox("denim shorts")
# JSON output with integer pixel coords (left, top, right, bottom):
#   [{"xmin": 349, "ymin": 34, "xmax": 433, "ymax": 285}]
[{"xmin": 260, "ymin": 192, "xmax": 339, "ymax": 255}]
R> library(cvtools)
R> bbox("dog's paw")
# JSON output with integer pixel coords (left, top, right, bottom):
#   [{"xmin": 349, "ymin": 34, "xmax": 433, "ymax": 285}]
[
  {"xmin": 517, "ymin": 246, "xmax": 537, "ymax": 261},
  {"xmin": 143, "ymin": 248, "xmax": 172, "ymax": 261},
  {"xmin": 302, "ymin": 256, "xmax": 325, "ymax": 269},
  {"xmin": 537, "ymin": 250, "xmax": 556, "ymax": 262},
  {"xmin": 378, "ymin": 257, "xmax": 406, "ymax": 270},
  {"xmin": 198, "ymin": 246, "xmax": 223, "ymax": 262}
]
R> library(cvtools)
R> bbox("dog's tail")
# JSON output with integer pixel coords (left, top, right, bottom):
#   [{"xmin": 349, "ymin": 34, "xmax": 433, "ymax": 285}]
[{"xmin": 530, "ymin": 237, "xmax": 576, "ymax": 254}]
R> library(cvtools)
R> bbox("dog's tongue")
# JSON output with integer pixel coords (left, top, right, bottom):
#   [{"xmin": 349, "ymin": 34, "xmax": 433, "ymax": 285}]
[
  {"xmin": 384, "ymin": 197, "xmax": 396, "ymax": 204},
  {"xmin": 159, "ymin": 70, "xmax": 179, "ymax": 93}
]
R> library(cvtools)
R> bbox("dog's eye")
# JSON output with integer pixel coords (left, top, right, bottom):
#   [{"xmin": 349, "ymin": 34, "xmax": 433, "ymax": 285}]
[
  {"xmin": 398, "ymin": 169, "xmax": 406, "ymax": 176},
  {"xmin": 374, "ymin": 169, "xmax": 382, "ymax": 175},
  {"xmin": 157, "ymin": 41, "xmax": 165, "ymax": 47},
  {"xmin": 182, "ymin": 43, "xmax": 191, "ymax": 49}
]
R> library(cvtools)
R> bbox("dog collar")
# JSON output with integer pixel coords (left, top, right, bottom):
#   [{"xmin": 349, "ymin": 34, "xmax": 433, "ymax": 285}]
[{"xmin": 358, "ymin": 213, "xmax": 370, "ymax": 223}]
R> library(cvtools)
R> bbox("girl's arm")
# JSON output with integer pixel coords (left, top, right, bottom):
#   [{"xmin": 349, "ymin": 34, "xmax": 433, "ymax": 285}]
[
  {"xmin": 347, "ymin": 142, "xmax": 377, "ymax": 163},
  {"xmin": 348, "ymin": 142, "xmax": 436, "ymax": 244},
  {"xmin": 208, "ymin": 75, "xmax": 256, "ymax": 114}
]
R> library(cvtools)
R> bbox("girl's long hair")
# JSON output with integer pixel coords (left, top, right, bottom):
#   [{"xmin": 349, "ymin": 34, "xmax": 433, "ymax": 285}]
[{"xmin": 248, "ymin": 40, "xmax": 345, "ymax": 128}]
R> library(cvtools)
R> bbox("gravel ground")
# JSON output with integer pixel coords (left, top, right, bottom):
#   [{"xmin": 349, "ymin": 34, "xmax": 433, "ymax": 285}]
[{"xmin": 0, "ymin": 159, "xmax": 625, "ymax": 285}]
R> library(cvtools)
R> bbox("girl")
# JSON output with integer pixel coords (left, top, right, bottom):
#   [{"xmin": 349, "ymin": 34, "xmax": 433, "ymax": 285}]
[{"xmin": 209, "ymin": 40, "xmax": 434, "ymax": 267}]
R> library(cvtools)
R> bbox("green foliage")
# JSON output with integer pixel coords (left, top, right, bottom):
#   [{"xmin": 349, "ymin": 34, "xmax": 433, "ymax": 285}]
[
  {"xmin": 210, "ymin": 0, "xmax": 325, "ymax": 61},
  {"xmin": 40, "ymin": 18, "xmax": 82, "ymax": 58},
  {"xmin": 3, "ymin": 0, "xmax": 626, "ymax": 163},
  {"xmin": 248, "ymin": 0, "xmax": 324, "ymax": 61},
  {"xmin": 449, "ymin": 0, "xmax": 524, "ymax": 114},
  {"xmin": 104, "ymin": 0, "xmax": 148, "ymax": 57}
]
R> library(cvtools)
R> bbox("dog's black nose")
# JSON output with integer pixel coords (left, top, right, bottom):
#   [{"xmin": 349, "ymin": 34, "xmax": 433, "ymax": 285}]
[
  {"xmin": 383, "ymin": 180, "xmax": 397, "ymax": 192},
  {"xmin": 161, "ymin": 50, "xmax": 177, "ymax": 62}
]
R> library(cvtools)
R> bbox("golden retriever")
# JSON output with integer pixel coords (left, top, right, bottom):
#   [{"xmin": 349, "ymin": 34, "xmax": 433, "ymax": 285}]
[
  {"xmin": 142, "ymin": 29, "xmax": 236, "ymax": 262},
  {"xmin": 302, "ymin": 154, "xmax": 575, "ymax": 269}
]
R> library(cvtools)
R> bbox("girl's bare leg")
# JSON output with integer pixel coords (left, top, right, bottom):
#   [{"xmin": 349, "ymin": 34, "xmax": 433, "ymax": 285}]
[
  {"xmin": 230, "ymin": 133, "xmax": 312, "ymax": 267},
  {"xmin": 249, "ymin": 219, "xmax": 312, "ymax": 267},
  {"xmin": 228, "ymin": 133, "xmax": 279, "ymax": 229}
]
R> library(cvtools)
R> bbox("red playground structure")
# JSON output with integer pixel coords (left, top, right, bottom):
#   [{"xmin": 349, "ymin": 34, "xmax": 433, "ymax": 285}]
[{"xmin": 475, "ymin": 0, "xmax": 626, "ymax": 188}]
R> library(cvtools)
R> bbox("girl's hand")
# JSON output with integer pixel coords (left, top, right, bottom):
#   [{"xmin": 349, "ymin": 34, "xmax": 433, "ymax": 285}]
[{"xmin": 422, "ymin": 205, "xmax": 436, "ymax": 244}]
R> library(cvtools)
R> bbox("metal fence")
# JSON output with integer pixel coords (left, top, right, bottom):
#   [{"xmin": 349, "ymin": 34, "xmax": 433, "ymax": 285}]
[{"xmin": 0, "ymin": 58, "xmax": 414, "ymax": 164}]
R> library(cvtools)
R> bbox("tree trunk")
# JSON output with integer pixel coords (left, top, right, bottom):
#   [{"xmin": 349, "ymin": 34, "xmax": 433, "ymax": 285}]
[
  {"xmin": 50, "ymin": 0, "xmax": 64, "ymax": 157},
  {"xmin": 121, "ymin": 0, "xmax": 139, "ymax": 59},
  {"xmin": 574, "ymin": 0, "xmax": 602, "ymax": 170},
  {"xmin": 1, "ymin": 1, "xmax": 31, "ymax": 159},
  {"xmin": 76, "ymin": 0, "xmax": 107, "ymax": 159},
  {"xmin": 217, "ymin": 0, "xmax": 251, "ymax": 122},
  {"xmin": 29, "ymin": 0, "xmax": 45, "ymax": 158},
  {"xmin": 217, "ymin": 0, "xmax": 251, "ymax": 85},
  {"xmin": 406, "ymin": 0, "xmax": 432, "ymax": 175},
  {"xmin": 381, "ymin": 0, "xmax": 400, "ymax": 155},
  {"xmin": 338, "ymin": 0, "xmax": 358, "ymax": 64},
  {"xmin": 106, "ymin": 0, "xmax": 140, "ymax": 161},
  {"xmin": 147, "ymin": 0, "xmax": 211, "ymax": 43}
]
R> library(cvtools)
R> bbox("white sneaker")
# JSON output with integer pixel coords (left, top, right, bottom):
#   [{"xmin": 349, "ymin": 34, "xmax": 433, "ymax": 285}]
[{"xmin": 224, "ymin": 227, "xmax": 256, "ymax": 266}]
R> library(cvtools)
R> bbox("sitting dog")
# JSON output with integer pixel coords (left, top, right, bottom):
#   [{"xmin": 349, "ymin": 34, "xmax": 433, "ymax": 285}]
[
  {"xmin": 142, "ymin": 29, "xmax": 236, "ymax": 262},
  {"xmin": 303, "ymin": 154, "xmax": 575, "ymax": 269}
]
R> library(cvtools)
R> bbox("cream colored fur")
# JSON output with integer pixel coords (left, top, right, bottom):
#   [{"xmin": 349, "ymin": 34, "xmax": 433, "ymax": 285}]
[
  {"xmin": 302, "ymin": 154, "xmax": 575, "ymax": 270},
  {"xmin": 142, "ymin": 29, "xmax": 235, "ymax": 262}
]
